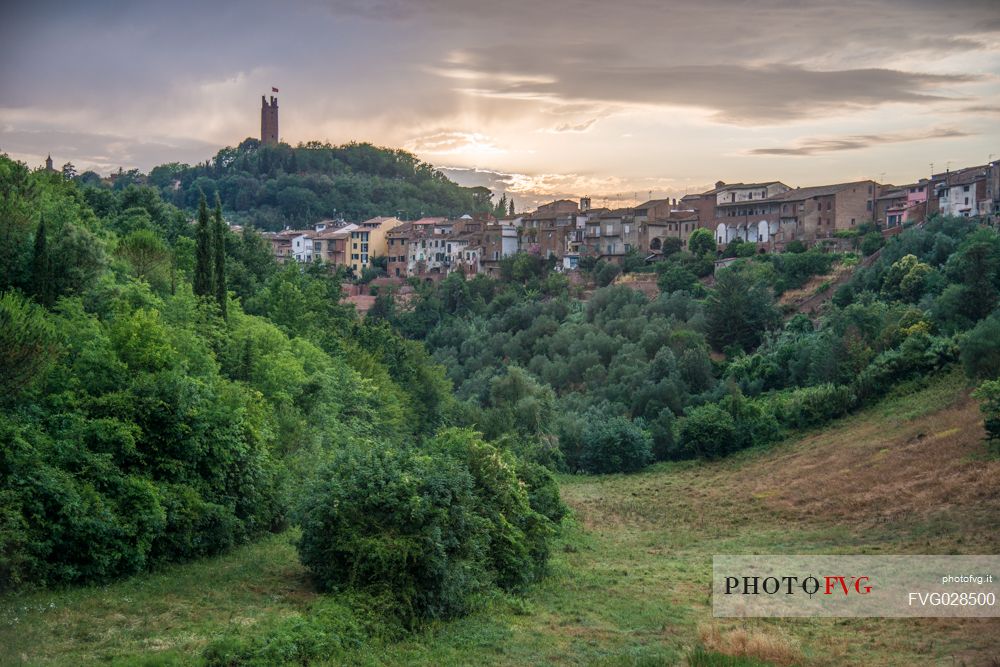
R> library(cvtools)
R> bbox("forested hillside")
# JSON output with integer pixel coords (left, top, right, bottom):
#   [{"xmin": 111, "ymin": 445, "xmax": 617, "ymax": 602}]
[
  {"xmin": 381, "ymin": 218, "xmax": 1000, "ymax": 472},
  {"xmin": 124, "ymin": 140, "xmax": 497, "ymax": 228},
  {"xmin": 0, "ymin": 153, "xmax": 561, "ymax": 619}
]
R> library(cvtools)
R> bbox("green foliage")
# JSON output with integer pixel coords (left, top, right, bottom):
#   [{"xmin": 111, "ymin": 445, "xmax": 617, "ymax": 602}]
[
  {"xmin": 572, "ymin": 413, "xmax": 653, "ymax": 474},
  {"xmin": 763, "ymin": 249, "xmax": 836, "ymax": 294},
  {"xmin": 678, "ymin": 404, "xmax": 738, "ymax": 459},
  {"xmin": 972, "ymin": 380, "xmax": 1000, "ymax": 453},
  {"xmin": 155, "ymin": 141, "xmax": 490, "ymax": 228},
  {"xmin": 296, "ymin": 442, "xmax": 485, "ymax": 622},
  {"xmin": 296, "ymin": 432, "xmax": 557, "ymax": 624},
  {"xmin": 116, "ymin": 229, "xmax": 170, "ymax": 284},
  {"xmin": 30, "ymin": 218, "xmax": 54, "ymax": 306},
  {"xmin": 688, "ymin": 228, "xmax": 717, "ymax": 256},
  {"xmin": 194, "ymin": 193, "xmax": 214, "ymax": 298},
  {"xmin": 707, "ymin": 265, "xmax": 780, "ymax": 352},
  {"xmin": 860, "ymin": 231, "xmax": 884, "ymax": 256},
  {"xmin": 768, "ymin": 384, "xmax": 856, "ymax": 429},
  {"xmin": 213, "ymin": 196, "xmax": 228, "ymax": 318},
  {"xmin": 961, "ymin": 313, "xmax": 1000, "ymax": 380},
  {"xmin": 656, "ymin": 261, "xmax": 698, "ymax": 294},
  {"xmin": 0, "ymin": 154, "xmax": 448, "ymax": 592},
  {"xmin": 0, "ymin": 292, "xmax": 58, "ymax": 401},
  {"xmin": 202, "ymin": 597, "xmax": 365, "ymax": 666},
  {"xmin": 595, "ymin": 261, "xmax": 622, "ymax": 287}
]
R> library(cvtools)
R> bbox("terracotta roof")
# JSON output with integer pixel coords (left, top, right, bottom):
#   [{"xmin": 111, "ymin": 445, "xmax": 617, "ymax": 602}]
[
  {"xmin": 386, "ymin": 221, "xmax": 414, "ymax": 235},
  {"xmin": 634, "ymin": 199, "xmax": 672, "ymax": 210},
  {"xmin": 771, "ymin": 180, "xmax": 872, "ymax": 202}
]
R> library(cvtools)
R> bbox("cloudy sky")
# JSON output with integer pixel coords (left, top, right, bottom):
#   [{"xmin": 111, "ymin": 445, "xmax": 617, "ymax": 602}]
[{"xmin": 2, "ymin": 0, "xmax": 998, "ymax": 206}]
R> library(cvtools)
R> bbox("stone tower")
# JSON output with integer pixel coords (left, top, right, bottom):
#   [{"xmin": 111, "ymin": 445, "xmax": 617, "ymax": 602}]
[
  {"xmin": 45, "ymin": 154, "xmax": 53, "ymax": 171},
  {"xmin": 261, "ymin": 95, "xmax": 279, "ymax": 145}
]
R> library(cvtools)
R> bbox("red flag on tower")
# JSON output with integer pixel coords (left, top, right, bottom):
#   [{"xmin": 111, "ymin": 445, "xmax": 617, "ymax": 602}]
[{"xmin": 272, "ymin": 87, "xmax": 279, "ymax": 93}]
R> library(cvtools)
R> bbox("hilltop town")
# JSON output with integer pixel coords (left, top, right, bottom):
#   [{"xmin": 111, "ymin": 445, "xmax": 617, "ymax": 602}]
[{"xmin": 247, "ymin": 95, "xmax": 1000, "ymax": 281}]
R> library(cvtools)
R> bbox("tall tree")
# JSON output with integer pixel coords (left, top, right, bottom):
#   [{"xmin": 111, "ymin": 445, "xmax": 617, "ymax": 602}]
[
  {"xmin": 31, "ymin": 217, "xmax": 54, "ymax": 306},
  {"xmin": 508, "ymin": 198, "xmax": 515, "ymax": 216},
  {"xmin": 116, "ymin": 230, "xmax": 169, "ymax": 281},
  {"xmin": 213, "ymin": 195, "xmax": 227, "ymax": 318},
  {"xmin": 193, "ymin": 192, "xmax": 214, "ymax": 298}
]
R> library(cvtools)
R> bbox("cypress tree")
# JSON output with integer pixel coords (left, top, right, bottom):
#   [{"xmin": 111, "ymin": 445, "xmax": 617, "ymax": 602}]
[
  {"xmin": 193, "ymin": 193, "xmax": 214, "ymax": 298},
  {"xmin": 31, "ymin": 217, "xmax": 53, "ymax": 306},
  {"xmin": 213, "ymin": 195, "xmax": 227, "ymax": 319}
]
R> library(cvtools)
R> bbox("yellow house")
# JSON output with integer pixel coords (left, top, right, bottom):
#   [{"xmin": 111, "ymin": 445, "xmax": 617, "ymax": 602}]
[{"xmin": 349, "ymin": 216, "xmax": 404, "ymax": 274}]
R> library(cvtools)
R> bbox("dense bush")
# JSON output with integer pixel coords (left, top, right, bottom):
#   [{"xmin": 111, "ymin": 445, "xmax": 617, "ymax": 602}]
[
  {"xmin": 296, "ymin": 442, "xmax": 488, "ymax": 622},
  {"xmin": 961, "ymin": 313, "xmax": 1000, "ymax": 380},
  {"xmin": 575, "ymin": 414, "xmax": 653, "ymax": 474},
  {"xmin": 972, "ymin": 380, "xmax": 1000, "ymax": 453},
  {"xmin": 296, "ymin": 431, "xmax": 559, "ymax": 623},
  {"xmin": 678, "ymin": 404, "xmax": 738, "ymax": 459},
  {"xmin": 768, "ymin": 384, "xmax": 856, "ymax": 430}
]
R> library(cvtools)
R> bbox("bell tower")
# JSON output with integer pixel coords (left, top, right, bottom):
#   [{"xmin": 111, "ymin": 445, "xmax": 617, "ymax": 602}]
[{"xmin": 261, "ymin": 95, "xmax": 279, "ymax": 145}]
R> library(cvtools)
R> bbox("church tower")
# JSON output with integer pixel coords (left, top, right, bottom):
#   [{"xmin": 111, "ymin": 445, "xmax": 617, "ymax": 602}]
[
  {"xmin": 45, "ymin": 154, "xmax": 53, "ymax": 171},
  {"xmin": 261, "ymin": 95, "xmax": 279, "ymax": 145}
]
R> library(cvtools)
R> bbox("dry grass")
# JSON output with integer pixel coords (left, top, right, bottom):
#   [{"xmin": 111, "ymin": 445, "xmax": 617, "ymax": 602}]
[{"xmin": 699, "ymin": 624, "xmax": 804, "ymax": 666}]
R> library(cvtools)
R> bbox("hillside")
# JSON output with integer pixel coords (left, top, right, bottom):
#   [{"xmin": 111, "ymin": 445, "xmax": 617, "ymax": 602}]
[
  {"xmin": 4, "ymin": 370, "xmax": 997, "ymax": 666},
  {"xmin": 137, "ymin": 140, "xmax": 497, "ymax": 229}
]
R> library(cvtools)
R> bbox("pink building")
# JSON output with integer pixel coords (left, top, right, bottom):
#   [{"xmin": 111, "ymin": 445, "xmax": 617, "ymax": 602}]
[{"xmin": 886, "ymin": 182, "xmax": 928, "ymax": 228}]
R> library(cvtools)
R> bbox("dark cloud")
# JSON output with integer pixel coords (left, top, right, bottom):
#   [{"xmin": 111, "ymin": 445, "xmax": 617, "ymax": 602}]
[
  {"xmin": 0, "ymin": 0, "xmax": 996, "ymax": 174},
  {"xmin": 445, "ymin": 57, "xmax": 977, "ymax": 123},
  {"xmin": 747, "ymin": 127, "xmax": 972, "ymax": 156},
  {"xmin": 959, "ymin": 105, "xmax": 1000, "ymax": 115}
]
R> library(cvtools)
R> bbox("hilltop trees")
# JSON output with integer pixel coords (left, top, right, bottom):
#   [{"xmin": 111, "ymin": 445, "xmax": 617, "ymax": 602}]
[{"xmin": 148, "ymin": 141, "xmax": 493, "ymax": 228}]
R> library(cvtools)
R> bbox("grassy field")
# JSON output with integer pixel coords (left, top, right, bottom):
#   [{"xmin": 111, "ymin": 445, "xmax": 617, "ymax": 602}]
[{"xmin": 3, "ymin": 370, "xmax": 999, "ymax": 666}]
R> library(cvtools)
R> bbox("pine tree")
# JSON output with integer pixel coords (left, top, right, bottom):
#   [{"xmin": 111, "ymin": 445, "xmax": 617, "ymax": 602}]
[
  {"xmin": 508, "ymin": 198, "xmax": 515, "ymax": 216},
  {"xmin": 213, "ymin": 195, "xmax": 227, "ymax": 319},
  {"xmin": 193, "ymin": 193, "xmax": 214, "ymax": 298},
  {"xmin": 31, "ymin": 217, "xmax": 54, "ymax": 306}
]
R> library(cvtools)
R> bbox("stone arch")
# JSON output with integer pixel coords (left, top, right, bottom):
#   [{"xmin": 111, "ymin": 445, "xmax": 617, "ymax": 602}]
[
  {"xmin": 716, "ymin": 222, "xmax": 727, "ymax": 244},
  {"xmin": 757, "ymin": 220, "xmax": 769, "ymax": 243},
  {"xmin": 651, "ymin": 237, "xmax": 662, "ymax": 250}
]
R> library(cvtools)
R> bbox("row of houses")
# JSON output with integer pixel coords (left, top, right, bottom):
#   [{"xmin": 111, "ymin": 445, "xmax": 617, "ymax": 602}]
[{"xmin": 263, "ymin": 161, "xmax": 1000, "ymax": 278}]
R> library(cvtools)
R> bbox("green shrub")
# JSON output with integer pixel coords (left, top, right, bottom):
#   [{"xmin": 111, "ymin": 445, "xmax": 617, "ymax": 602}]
[
  {"xmin": 296, "ymin": 442, "xmax": 489, "ymax": 622},
  {"xmin": 769, "ymin": 384, "xmax": 856, "ymax": 429},
  {"xmin": 860, "ymin": 231, "xmax": 884, "ymax": 256},
  {"xmin": 427, "ymin": 428, "xmax": 554, "ymax": 591},
  {"xmin": 678, "ymin": 404, "xmax": 738, "ymax": 459},
  {"xmin": 515, "ymin": 459, "xmax": 567, "ymax": 524},
  {"xmin": 972, "ymin": 380, "xmax": 1000, "ymax": 454},
  {"xmin": 961, "ymin": 313, "xmax": 1000, "ymax": 380},
  {"xmin": 577, "ymin": 415, "xmax": 653, "ymax": 474}
]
